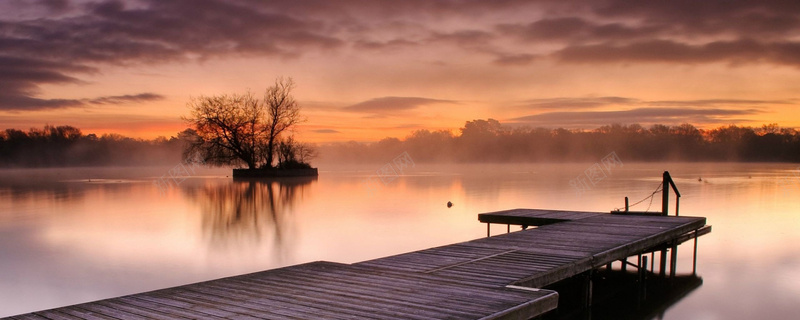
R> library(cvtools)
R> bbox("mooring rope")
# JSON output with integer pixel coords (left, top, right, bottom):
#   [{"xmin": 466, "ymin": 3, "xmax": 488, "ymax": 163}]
[{"xmin": 615, "ymin": 182, "xmax": 663, "ymax": 212}]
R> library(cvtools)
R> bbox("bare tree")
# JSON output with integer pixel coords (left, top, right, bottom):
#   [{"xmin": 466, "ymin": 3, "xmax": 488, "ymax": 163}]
[
  {"xmin": 275, "ymin": 135, "xmax": 318, "ymax": 169},
  {"xmin": 263, "ymin": 77, "xmax": 302, "ymax": 168},
  {"xmin": 295, "ymin": 141, "xmax": 318, "ymax": 164},
  {"xmin": 183, "ymin": 77, "xmax": 305, "ymax": 169}
]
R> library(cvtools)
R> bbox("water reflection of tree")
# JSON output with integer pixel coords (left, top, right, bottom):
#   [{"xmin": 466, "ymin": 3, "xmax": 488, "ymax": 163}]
[{"xmin": 188, "ymin": 177, "xmax": 315, "ymax": 251}]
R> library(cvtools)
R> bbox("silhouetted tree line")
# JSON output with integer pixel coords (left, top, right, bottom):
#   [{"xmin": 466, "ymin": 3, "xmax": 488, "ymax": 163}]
[
  {"xmin": 319, "ymin": 120, "xmax": 800, "ymax": 163},
  {"xmin": 3, "ymin": 121, "xmax": 799, "ymax": 167},
  {"xmin": 0, "ymin": 125, "xmax": 184, "ymax": 167}
]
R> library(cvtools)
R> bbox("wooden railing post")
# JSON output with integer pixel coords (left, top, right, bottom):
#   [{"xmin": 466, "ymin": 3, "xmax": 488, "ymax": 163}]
[
  {"xmin": 625, "ymin": 196, "xmax": 629, "ymax": 212},
  {"xmin": 662, "ymin": 171, "xmax": 669, "ymax": 216},
  {"xmin": 662, "ymin": 171, "xmax": 681, "ymax": 216}
]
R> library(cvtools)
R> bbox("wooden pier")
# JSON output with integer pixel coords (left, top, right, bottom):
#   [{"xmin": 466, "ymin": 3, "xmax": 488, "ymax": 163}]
[{"xmin": 6, "ymin": 209, "xmax": 709, "ymax": 320}]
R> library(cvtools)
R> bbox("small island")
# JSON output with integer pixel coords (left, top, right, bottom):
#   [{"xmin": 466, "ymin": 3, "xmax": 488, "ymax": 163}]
[
  {"xmin": 232, "ymin": 167, "xmax": 318, "ymax": 178},
  {"xmin": 182, "ymin": 77, "xmax": 318, "ymax": 178}
]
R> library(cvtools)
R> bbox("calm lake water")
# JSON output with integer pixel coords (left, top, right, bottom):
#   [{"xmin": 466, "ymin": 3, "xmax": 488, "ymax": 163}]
[{"xmin": 1, "ymin": 162, "xmax": 799, "ymax": 318}]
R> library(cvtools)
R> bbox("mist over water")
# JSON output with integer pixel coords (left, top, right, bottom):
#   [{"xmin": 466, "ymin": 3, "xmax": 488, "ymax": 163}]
[{"xmin": 0, "ymin": 162, "xmax": 798, "ymax": 318}]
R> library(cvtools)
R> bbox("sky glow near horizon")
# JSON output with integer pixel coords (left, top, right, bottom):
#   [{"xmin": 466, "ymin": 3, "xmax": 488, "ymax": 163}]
[{"xmin": 2, "ymin": 0, "xmax": 800, "ymax": 142}]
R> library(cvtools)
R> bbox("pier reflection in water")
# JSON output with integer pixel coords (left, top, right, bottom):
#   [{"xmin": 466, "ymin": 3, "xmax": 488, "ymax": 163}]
[
  {"xmin": 546, "ymin": 269, "xmax": 703, "ymax": 320},
  {"xmin": 184, "ymin": 177, "xmax": 317, "ymax": 251}
]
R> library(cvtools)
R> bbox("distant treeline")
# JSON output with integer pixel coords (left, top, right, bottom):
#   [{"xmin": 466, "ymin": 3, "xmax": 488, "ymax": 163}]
[
  {"xmin": 0, "ymin": 125, "xmax": 184, "ymax": 167},
  {"xmin": 319, "ymin": 120, "xmax": 800, "ymax": 163},
  {"xmin": 3, "ymin": 121, "xmax": 800, "ymax": 167}
]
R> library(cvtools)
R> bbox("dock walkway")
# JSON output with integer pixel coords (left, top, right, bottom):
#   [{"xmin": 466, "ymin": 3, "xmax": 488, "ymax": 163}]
[{"xmin": 7, "ymin": 209, "xmax": 709, "ymax": 320}]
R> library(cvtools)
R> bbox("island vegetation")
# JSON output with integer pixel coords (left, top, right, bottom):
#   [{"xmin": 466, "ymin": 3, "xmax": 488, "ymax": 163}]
[{"xmin": 181, "ymin": 77, "xmax": 317, "ymax": 177}]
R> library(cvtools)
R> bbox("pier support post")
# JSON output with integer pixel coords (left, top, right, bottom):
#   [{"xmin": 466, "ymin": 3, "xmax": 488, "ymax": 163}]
[
  {"xmin": 639, "ymin": 256, "xmax": 648, "ymax": 302},
  {"xmin": 486, "ymin": 223, "xmax": 490, "ymax": 237},
  {"xmin": 621, "ymin": 257, "xmax": 627, "ymax": 272},
  {"xmin": 670, "ymin": 243, "xmax": 678, "ymax": 278},
  {"xmin": 693, "ymin": 230, "xmax": 699, "ymax": 275},
  {"xmin": 659, "ymin": 250, "xmax": 667, "ymax": 276},
  {"xmin": 662, "ymin": 171, "xmax": 669, "ymax": 216},
  {"xmin": 625, "ymin": 196, "xmax": 629, "ymax": 212},
  {"xmin": 650, "ymin": 252, "xmax": 655, "ymax": 273},
  {"xmin": 637, "ymin": 254, "xmax": 642, "ymax": 270},
  {"xmin": 582, "ymin": 269, "xmax": 594, "ymax": 308}
]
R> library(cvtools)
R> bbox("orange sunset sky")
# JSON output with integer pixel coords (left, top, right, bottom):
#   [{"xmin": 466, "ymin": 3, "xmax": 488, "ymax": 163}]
[{"xmin": 2, "ymin": 0, "xmax": 800, "ymax": 142}]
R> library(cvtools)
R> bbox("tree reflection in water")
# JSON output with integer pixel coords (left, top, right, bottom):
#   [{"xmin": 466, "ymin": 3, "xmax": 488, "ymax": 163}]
[{"xmin": 186, "ymin": 177, "xmax": 316, "ymax": 252}]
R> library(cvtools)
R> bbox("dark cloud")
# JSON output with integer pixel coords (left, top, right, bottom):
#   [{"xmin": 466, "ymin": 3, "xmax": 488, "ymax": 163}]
[
  {"xmin": 554, "ymin": 39, "xmax": 800, "ymax": 65},
  {"xmin": 0, "ymin": 52, "xmax": 163, "ymax": 110},
  {"xmin": 518, "ymin": 97, "xmax": 789, "ymax": 110},
  {"xmin": 647, "ymin": 99, "xmax": 793, "ymax": 107},
  {"xmin": 3, "ymin": 1, "xmax": 800, "ymax": 67},
  {"xmin": 493, "ymin": 53, "xmax": 539, "ymax": 66},
  {"xmin": 425, "ymin": 29, "xmax": 545, "ymax": 66},
  {"xmin": 312, "ymin": 129, "xmax": 341, "ymax": 134},
  {"xmin": 344, "ymin": 97, "xmax": 455, "ymax": 113},
  {"xmin": 0, "ymin": 96, "xmax": 84, "ymax": 111},
  {"xmin": 497, "ymin": 17, "xmax": 661, "ymax": 43},
  {"xmin": 354, "ymin": 39, "xmax": 418, "ymax": 51},
  {"xmin": 427, "ymin": 29, "xmax": 520, "ymax": 64},
  {"xmin": 39, "ymin": 0, "xmax": 69, "ymax": 13},
  {"xmin": 569, "ymin": 0, "xmax": 800, "ymax": 43},
  {"xmin": 0, "ymin": 0, "xmax": 344, "ymax": 110},
  {"xmin": 511, "ymin": 107, "xmax": 761, "ymax": 128},
  {"xmin": 0, "ymin": 112, "xmax": 182, "ymax": 132},
  {"xmin": 428, "ymin": 30, "xmax": 494, "ymax": 47},
  {"xmin": 521, "ymin": 97, "xmax": 640, "ymax": 109},
  {"xmin": 3, "ymin": 0, "xmax": 800, "ymax": 111},
  {"xmin": 86, "ymin": 93, "xmax": 165, "ymax": 105},
  {"xmin": 494, "ymin": 1, "xmax": 800, "ymax": 66},
  {"xmin": 511, "ymin": 66, "xmax": 792, "ymax": 126},
  {"xmin": 0, "ymin": 56, "xmax": 93, "ymax": 110},
  {"xmin": 392, "ymin": 124, "xmax": 424, "ymax": 129},
  {"xmin": 0, "ymin": 92, "xmax": 165, "ymax": 111},
  {"xmin": 69, "ymin": 0, "xmax": 342, "ymax": 62},
  {"xmin": 500, "ymin": 17, "xmax": 591, "ymax": 41},
  {"xmin": 0, "ymin": 53, "xmax": 162, "ymax": 110}
]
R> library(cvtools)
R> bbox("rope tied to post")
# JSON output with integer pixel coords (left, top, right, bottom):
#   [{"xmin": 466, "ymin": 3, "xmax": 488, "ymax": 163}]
[{"xmin": 615, "ymin": 182, "xmax": 663, "ymax": 212}]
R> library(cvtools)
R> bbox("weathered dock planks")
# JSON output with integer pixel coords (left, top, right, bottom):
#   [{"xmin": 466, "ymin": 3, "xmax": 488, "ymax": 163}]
[
  {"xmin": 362, "ymin": 210, "xmax": 708, "ymax": 288},
  {"xmin": 6, "ymin": 208, "xmax": 709, "ymax": 320},
  {"xmin": 478, "ymin": 208, "xmax": 604, "ymax": 227},
  {"xmin": 11, "ymin": 261, "xmax": 558, "ymax": 320}
]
